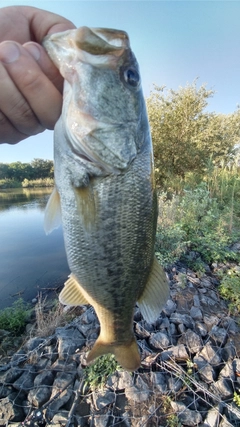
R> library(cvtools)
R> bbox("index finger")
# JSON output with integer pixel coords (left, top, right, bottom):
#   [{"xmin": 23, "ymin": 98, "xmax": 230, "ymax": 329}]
[
  {"xmin": 23, "ymin": 6, "xmax": 76, "ymax": 41},
  {"xmin": 0, "ymin": 6, "xmax": 75, "ymax": 44}
]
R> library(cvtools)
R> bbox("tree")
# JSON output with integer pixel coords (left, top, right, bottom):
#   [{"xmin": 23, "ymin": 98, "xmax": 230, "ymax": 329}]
[
  {"xmin": 146, "ymin": 81, "xmax": 240, "ymax": 187},
  {"xmin": 8, "ymin": 162, "xmax": 33, "ymax": 181},
  {"xmin": 30, "ymin": 159, "xmax": 54, "ymax": 179},
  {"xmin": 0, "ymin": 163, "xmax": 10, "ymax": 180}
]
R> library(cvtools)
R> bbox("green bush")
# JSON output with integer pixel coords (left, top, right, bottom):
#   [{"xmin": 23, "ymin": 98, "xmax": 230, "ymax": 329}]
[
  {"xmin": 0, "ymin": 179, "xmax": 21, "ymax": 189},
  {"xmin": 84, "ymin": 354, "xmax": 120, "ymax": 390},
  {"xmin": 219, "ymin": 268, "xmax": 240, "ymax": 314},
  {"xmin": 22, "ymin": 178, "xmax": 54, "ymax": 188},
  {"xmin": 156, "ymin": 183, "xmax": 240, "ymax": 268},
  {"xmin": 0, "ymin": 299, "xmax": 31, "ymax": 334}
]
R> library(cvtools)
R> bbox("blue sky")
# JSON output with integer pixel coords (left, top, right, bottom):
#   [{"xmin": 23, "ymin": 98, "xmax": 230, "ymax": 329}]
[{"xmin": 1, "ymin": 0, "xmax": 240, "ymax": 163}]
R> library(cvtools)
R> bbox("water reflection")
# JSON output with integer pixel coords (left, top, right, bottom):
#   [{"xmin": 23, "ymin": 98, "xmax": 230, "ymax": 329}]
[
  {"xmin": 0, "ymin": 187, "xmax": 52, "ymax": 211},
  {"xmin": 0, "ymin": 188, "xmax": 70, "ymax": 309}
]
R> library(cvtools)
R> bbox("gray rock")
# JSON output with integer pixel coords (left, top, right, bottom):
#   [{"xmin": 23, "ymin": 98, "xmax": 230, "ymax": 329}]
[
  {"xmin": 86, "ymin": 331, "xmax": 99, "ymax": 346},
  {"xmin": 0, "ymin": 367, "xmax": 23, "ymax": 384},
  {"xmin": 222, "ymin": 340, "xmax": 236, "ymax": 361},
  {"xmin": 13, "ymin": 366, "xmax": 36, "ymax": 391},
  {"xmin": 219, "ymin": 415, "xmax": 235, "ymax": 427},
  {"xmin": 169, "ymin": 322, "xmax": 177, "ymax": 335},
  {"xmin": 0, "ymin": 384, "xmax": 12, "ymax": 398},
  {"xmin": 208, "ymin": 290, "xmax": 219, "ymax": 301},
  {"xmin": 26, "ymin": 369, "xmax": 55, "ymax": 407},
  {"xmin": 193, "ymin": 356, "xmax": 216, "ymax": 383},
  {"xmin": 161, "ymin": 344, "xmax": 189, "ymax": 361},
  {"xmin": 92, "ymin": 413, "xmax": 111, "ymax": 427},
  {"xmin": 193, "ymin": 294, "xmax": 201, "ymax": 307},
  {"xmin": 162, "ymin": 299, "xmax": 177, "ymax": 316},
  {"xmin": 221, "ymin": 317, "xmax": 239, "ymax": 335},
  {"xmin": 233, "ymin": 358, "xmax": 240, "ymax": 375},
  {"xmin": 199, "ymin": 342, "xmax": 222, "ymax": 366},
  {"xmin": 51, "ymin": 410, "xmax": 69, "ymax": 427},
  {"xmin": 224, "ymin": 402, "xmax": 240, "ymax": 424},
  {"xmin": 177, "ymin": 323, "xmax": 186, "ymax": 334},
  {"xmin": 149, "ymin": 331, "xmax": 170, "ymax": 350},
  {"xmin": 117, "ymin": 371, "xmax": 133, "ymax": 391},
  {"xmin": 46, "ymin": 388, "xmax": 73, "ymax": 421},
  {"xmin": 53, "ymin": 369, "xmax": 76, "ymax": 390},
  {"xmin": 0, "ymin": 392, "xmax": 24, "ymax": 422},
  {"xmin": 157, "ymin": 316, "xmax": 170, "ymax": 330},
  {"xmin": 203, "ymin": 315, "xmax": 219, "ymax": 331},
  {"xmin": 179, "ymin": 329, "xmax": 203, "ymax": 354},
  {"xmin": 150, "ymin": 372, "xmax": 168, "ymax": 394},
  {"xmin": 79, "ymin": 308, "xmax": 97, "ymax": 324},
  {"xmin": 190, "ymin": 306, "xmax": 202, "ymax": 321},
  {"xmin": 56, "ymin": 326, "xmax": 85, "ymax": 359},
  {"xmin": 195, "ymin": 321, "xmax": 208, "ymax": 337},
  {"xmin": 135, "ymin": 321, "xmax": 150, "ymax": 339},
  {"xmin": 28, "ymin": 386, "xmax": 52, "ymax": 407},
  {"xmin": 200, "ymin": 277, "xmax": 212, "ymax": 288},
  {"xmin": 92, "ymin": 389, "xmax": 115, "ymax": 410},
  {"xmin": 209, "ymin": 326, "xmax": 228, "ymax": 346},
  {"xmin": 77, "ymin": 322, "xmax": 95, "ymax": 336},
  {"xmin": 24, "ymin": 337, "xmax": 46, "ymax": 352},
  {"xmin": 34, "ymin": 370, "xmax": 54, "ymax": 387},
  {"xmin": 199, "ymin": 294, "xmax": 218, "ymax": 307},
  {"xmin": 170, "ymin": 313, "xmax": 194, "ymax": 329},
  {"xmin": 125, "ymin": 375, "xmax": 150, "ymax": 403},
  {"xmin": 41, "ymin": 345, "xmax": 58, "ymax": 363},
  {"xmin": 203, "ymin": 404, "xmax": 222, "ymax": 427},
  {"xmin": 210, "ymin": 378, "xmax": 233, "ymax": 400},
  {"xmin": 219, "ymin": 361, "xmax": 235, "ymax": 381},
  {"xmin": 10, "ymin": 349, "xmax": 27, "ymax": 366},
  {"xmin": 171, "ymin": 401, "xmax": 202, "ymax": 426},
  {"xmin": 166, "ymin": 376, "xmax": 184, "ymax": 393}
]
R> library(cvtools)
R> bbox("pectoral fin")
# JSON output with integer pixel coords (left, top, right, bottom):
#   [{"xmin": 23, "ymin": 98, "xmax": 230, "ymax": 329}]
[
  {"xmin": 59, "ymin": 274, "xmax": 89, "ymax": 306},
  {"xmin": 44, "ymin": 187, "xmax": 61, "ymax": 235},
  {"xmin": 137, "ymin": 257, "xmax": 169, "ymax": 324},
  {"xmin": 74, "ymin": 184, "xmax": 97, "ymax": 232}
]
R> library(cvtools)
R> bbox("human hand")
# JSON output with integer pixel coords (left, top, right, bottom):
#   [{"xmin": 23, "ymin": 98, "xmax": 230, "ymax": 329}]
[{"xmin": 0, "ymin": 6, "xmax": 75, "ymax": 144}]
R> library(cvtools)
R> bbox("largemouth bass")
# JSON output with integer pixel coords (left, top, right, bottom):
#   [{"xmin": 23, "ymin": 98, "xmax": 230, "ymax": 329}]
[{"xmin": 43, "ymin": 27, "xmax": 169, "ymax": 371}]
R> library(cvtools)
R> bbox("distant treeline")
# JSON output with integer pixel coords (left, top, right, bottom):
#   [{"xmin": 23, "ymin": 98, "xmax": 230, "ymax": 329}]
[{"xmin": 0, "ymin": 159, "xmax": 54, "ymax": 188}]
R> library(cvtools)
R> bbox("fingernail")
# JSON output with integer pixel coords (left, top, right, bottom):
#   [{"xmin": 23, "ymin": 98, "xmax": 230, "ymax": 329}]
[
  {"xmin": 0, "ymin": 42, "xmax": 20, "ymax": 63},
  {"xmin": 24, "ymin": 43, "xmax": 41, "ymax": 61}
]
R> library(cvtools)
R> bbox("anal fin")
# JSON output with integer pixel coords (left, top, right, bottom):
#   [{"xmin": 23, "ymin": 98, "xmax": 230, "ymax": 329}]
[
  {"xmin": 59, "ymin": 274, "xmax": 89, "ymax": 306},
  {"xmin": 137, "ymin": 256, "xmax": 169, "ymax": 324}
]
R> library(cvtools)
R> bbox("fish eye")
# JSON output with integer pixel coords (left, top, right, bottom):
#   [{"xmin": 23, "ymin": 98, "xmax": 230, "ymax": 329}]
[{"xmin": 123, "ymin": 68, "xmax": 140, "ymax": 87}]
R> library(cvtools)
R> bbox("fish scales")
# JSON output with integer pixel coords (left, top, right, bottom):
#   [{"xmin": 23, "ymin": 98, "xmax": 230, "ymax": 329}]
[{"xmin": 43, "ymin": 27, "xmax": 169, "ymax": 371}]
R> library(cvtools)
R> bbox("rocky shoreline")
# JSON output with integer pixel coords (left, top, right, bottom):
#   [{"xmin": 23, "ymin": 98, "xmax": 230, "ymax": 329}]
[{"xmin": 0, "ymin": 258, "xmax": 240, "ymax": 427}]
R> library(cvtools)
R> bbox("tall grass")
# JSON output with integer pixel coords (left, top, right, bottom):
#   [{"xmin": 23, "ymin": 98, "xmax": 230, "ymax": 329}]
[{"xmin": 156, "ymin": 159, "xmax": 240, "ymax": 268}]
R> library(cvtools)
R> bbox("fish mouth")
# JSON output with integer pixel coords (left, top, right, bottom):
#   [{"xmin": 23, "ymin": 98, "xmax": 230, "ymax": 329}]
[
  {"xmin": 43, "ymin": 26, "xmax": 130, "ymax": 69},
  {"xmin": 75, "ymin": 27, "xmax": 129, "ymax": 55}
]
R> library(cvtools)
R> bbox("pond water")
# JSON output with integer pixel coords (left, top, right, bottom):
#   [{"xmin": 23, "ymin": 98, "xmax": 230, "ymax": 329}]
[{"xmin": 0, "ymin": 188, "xmax": 70, "ymax": 309}]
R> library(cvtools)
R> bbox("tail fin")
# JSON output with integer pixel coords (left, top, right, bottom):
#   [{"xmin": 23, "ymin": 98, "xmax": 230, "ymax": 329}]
[{"xmin": 86, "ymin": 337, "xmax": 141, "ymax": 371}]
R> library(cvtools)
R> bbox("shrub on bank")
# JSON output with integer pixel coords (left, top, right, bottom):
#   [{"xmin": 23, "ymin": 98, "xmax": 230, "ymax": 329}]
[
  {"xmin": 0, "ymin": 179, "xmax": 21, "ymax": 189},
  {"xmin": 22, "ymin": 178, "xmax": 54, "ymax": 188}
]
